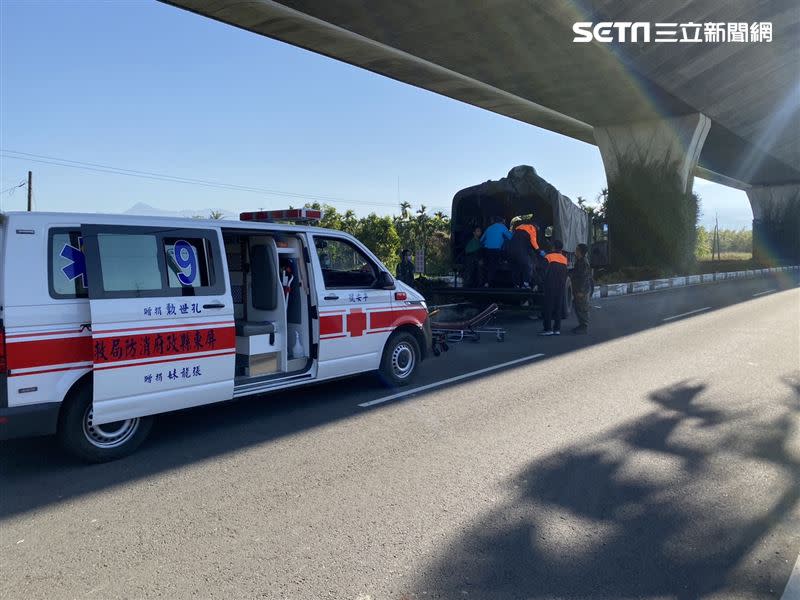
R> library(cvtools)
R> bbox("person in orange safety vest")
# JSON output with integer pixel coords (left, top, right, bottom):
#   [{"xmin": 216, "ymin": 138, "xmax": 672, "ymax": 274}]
[
  {"xmin": 516, "ymin": 222, "xmax": 539, "ymax": 252},
  {"xmin": 539, "ymin": 239, "xmax": 569, "ymax": 336},
  {"xmin": 517, "ymin": 219, "xmax": 546, "ymax": 287}
]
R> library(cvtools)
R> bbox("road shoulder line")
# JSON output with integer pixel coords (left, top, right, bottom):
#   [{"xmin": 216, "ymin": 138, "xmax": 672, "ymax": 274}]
[
  {"xmin": 359, "ymin": 353, "xmax": 545, "ymax": 408},
  {"xmin": 663, "ymin": 306, "xmax": 711, "ymax": 321}
]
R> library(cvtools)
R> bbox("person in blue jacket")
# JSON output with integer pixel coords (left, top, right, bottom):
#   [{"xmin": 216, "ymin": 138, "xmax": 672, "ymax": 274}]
[{"xmin": 480, "ymin": 216, "xmax": 512, "ymax": 287}]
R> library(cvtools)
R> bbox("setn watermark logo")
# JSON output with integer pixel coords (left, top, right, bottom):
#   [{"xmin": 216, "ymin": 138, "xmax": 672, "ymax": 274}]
[{"xmin": 573, "ymin": 22, "xmax": 772, "ymax": 43}]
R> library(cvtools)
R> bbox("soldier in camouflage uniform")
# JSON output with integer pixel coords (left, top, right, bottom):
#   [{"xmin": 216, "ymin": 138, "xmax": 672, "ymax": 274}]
[{"xmin": 570, "ymin": 243, "xmax": 591, "ymax": 334}]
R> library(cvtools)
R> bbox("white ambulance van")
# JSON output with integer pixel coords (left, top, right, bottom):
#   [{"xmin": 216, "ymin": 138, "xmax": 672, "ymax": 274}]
[{"xmin": 0, "ymin": 209, "xmax": 431, "ymax": 461}]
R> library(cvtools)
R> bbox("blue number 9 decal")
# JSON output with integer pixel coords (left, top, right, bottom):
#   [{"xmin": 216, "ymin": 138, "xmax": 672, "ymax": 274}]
[{"xmin": 174, "ymin": 240, "xmax": 197, "ymax": 286}]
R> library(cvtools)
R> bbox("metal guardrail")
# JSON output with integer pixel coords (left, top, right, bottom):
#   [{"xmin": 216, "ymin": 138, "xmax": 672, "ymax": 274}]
[{"xmin": 591, "ymin": 265, "xmax": 799, "ymax": 299}]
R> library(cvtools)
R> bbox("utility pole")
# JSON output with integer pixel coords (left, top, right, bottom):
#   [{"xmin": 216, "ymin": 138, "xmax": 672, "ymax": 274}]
[{"xmin": 27, "ymin": 171, "xmax": 33, "ymax": 211}]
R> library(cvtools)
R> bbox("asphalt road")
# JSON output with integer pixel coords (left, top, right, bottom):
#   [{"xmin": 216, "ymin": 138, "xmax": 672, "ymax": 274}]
[{"xmin": 1, "ymin": 272, "xmax": 799, "ymax": 600}]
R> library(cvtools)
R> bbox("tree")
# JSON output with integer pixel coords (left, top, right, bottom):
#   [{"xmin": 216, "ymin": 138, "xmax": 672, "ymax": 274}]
[
  {"xmin": 307, "ymin": 200, "xmax": 451, "ymax": 275},
  {"xmin": 695, "ymin": 226, "xmax": 711, "ymax": 258},
  {"xmin": 357, "ymin": 214, "xmax": 401, "ymax": 271},
  {"xmin": 341, "ymin": 210, "xmax": 359, "ymax": 236},
  {"xmin": 209, "ymin": 210, "xmax": 225, "ymax": 220},
  {"xmin": 305, "ymin": 202, "xmax": 342, "ymax": 230},
  {"xmin": 578, "ymin": 193, "xmax": 607, "ymax": 226},
  {"xmin": 605, "ymin": 155, "xmax": 698, "ymax": 272}
]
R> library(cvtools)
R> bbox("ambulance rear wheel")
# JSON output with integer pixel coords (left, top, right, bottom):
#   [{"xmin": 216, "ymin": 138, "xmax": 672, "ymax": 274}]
[
  {"xmin": 57, "ymin": 384, "xmax": 153, "ymax": 463},
  {"xmin": 379, "ymin": 332, "xmax": 420, "ymax": 387}
]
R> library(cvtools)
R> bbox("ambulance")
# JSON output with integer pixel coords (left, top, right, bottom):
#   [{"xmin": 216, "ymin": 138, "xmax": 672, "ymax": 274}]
[{"xmin": 0, "ymin": 209, "xmax": 432, "ymax": 461}]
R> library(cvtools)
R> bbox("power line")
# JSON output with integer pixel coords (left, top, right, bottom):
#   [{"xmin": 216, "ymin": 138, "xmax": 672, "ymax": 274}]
[
  {"xmin": 0, "ymin": 149, "xmax": 450, "ymax": 212},
  {"xmin": 2, "ymin": 149, "xmax": 349, "ymax": 202},
  {"xmin": 0, "ymin": 180, "xmax": 27, "ymax": 195}
]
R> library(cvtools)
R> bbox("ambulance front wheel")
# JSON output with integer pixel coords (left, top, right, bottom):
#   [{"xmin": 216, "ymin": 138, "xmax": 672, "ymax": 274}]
[
  {"xmin": 379, "ymin": 331, "xmax": 421, "ymax": 387},
  {"xmin": 57, "ymin": 383, "xmax": 153, "ymax": 463}
]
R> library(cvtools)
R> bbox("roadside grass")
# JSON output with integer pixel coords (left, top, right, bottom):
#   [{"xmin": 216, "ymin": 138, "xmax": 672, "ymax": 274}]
[
  {"xmin": 592, "ymin": 254, "xmax": 776, "ymax": 284},
  {"xmin": 698, "ymin": 252, "xmax": 752, "ymax": 261}
]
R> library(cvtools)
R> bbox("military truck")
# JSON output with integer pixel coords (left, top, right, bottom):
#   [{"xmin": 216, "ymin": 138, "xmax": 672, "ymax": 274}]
[{"xmin": 433, "ymin": 165, "xmax": 596, "ymax": 313}]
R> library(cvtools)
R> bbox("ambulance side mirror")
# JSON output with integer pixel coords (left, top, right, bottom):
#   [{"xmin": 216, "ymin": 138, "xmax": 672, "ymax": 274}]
[{"xmin": 376, "ymin": 271, "xmax": 396, "ymax": 290}]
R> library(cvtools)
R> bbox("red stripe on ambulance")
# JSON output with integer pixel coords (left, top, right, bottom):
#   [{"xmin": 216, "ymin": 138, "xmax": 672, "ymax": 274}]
[
  {"xmin": 5, "ymin": 326, "xmax": 236, "ymax": 373},
  {"xmin": 92, "ymin": 326, "xmax": 235, "ymax": 365},
  {"xmin": 320, "ymin": 314, "xmax": 344, "ymax": 336},
  {"xmin": 6, "ymin": 336, "xmax": 93, "ymax": 370},
  {"xmin": 369, "ymin": 307, "xmax": 428, "ymax": 330},
  {"xmin": 95, "ymin": 349, "xmax": 237, "ymax": 371}
]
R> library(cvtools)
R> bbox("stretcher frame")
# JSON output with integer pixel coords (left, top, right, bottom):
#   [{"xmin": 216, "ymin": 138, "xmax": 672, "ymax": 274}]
[{"xmin": 429, "ymin": 303, "xmax": 506, "ymax": 354}]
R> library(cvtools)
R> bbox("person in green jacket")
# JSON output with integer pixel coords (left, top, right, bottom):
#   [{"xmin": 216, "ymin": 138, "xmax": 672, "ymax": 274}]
[
  {"xmin": 570, "ymin": 243, "xmax": 591, "ymax": 334},
  {"xmin": 463, "ymin": 226, "xmax": 483, "ymax": 287}
]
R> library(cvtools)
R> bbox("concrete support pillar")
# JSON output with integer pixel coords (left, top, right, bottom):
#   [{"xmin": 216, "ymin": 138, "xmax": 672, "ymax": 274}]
[
  {"xmin": 746, "ymin": 184, "xmax": 800, "ymax": 263},
  {"xmin": 594, "ymin": 113, "xmax": 711, "ymax": 194}
]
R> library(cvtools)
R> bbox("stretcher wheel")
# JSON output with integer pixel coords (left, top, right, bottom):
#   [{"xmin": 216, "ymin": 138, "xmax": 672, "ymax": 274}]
[{"xmin": 497, "ymin": 332, "xmax": 505, "ymax": 342}]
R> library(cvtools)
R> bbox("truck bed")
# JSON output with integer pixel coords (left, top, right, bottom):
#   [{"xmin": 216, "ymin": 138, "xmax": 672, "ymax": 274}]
[{"xmin": 430, "ymin": 285, "xmax": 543, "ymax": 308}]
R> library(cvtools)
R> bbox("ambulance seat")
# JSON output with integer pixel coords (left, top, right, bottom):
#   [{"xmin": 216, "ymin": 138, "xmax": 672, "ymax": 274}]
[
  {"xmin": 235, "ymin": 244, "xmax": 278, "ymax": 342},
  {"xmin": 235, "ymin": 321, "xmax": 275, "ymax": 337},
  {"xmin": 250, "ymin": 244, "xmax": 277, "ymax": 311}
]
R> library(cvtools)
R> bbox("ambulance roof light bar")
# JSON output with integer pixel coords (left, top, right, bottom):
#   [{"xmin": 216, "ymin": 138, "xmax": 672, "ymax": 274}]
[{"xmin": 240, "ymin": 208, "xmax": 323, "ymax": 224}]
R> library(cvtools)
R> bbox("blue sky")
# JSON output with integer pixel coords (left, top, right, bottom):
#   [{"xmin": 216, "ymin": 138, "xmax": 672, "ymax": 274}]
[{"xmin": 1, "ymin": 0, "xmax": 753, "ymax": 229}]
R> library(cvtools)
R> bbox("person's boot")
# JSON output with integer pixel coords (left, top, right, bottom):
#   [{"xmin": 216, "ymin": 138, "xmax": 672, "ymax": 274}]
[{"xmin": 572, "ymin": 325, "xmax": 588, "ymax": 334}]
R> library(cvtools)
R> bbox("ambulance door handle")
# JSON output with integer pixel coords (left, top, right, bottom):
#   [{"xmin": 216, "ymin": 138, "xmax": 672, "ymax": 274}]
[
  {"xmin": 324, "ymin": 294, "xmax": 339, "ymax": 300},
  {"xmin": 203, "ymin": 302, "xmax": 225, "ymax": 309}
]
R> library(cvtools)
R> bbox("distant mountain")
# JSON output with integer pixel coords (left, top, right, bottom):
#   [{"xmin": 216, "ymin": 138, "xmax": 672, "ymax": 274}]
[{"xmin": 123, "ymin": 202, "xmax": 238, "ymax": 220}]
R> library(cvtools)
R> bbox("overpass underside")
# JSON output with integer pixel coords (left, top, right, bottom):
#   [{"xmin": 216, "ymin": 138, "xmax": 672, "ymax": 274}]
[{"xmin": 162, "ymin": 0, "xmax": 800, "ymax": 261}]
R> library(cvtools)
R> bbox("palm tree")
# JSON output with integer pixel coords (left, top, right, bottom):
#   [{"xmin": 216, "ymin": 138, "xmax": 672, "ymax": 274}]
[
  {"xmin": 209, "ymin": 210, "xmax": 225, "ymax": 220},
  {"xmin": 399, "ymin": 201, "xmax": 412, "ymax": 219}
]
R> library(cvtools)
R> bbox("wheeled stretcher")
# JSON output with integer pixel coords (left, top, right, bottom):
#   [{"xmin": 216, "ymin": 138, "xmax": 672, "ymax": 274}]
[{"xmin": 429, "ymin": 303, "xmax": 505, "ymax": 355}]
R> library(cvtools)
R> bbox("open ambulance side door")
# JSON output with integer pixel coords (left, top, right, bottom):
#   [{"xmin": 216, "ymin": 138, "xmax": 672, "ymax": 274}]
[{"xmin": 81, "ymin": 224, "xmax": 235, "ymax": 425}]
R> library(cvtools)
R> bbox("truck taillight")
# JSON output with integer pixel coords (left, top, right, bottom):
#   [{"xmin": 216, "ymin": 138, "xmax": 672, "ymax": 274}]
[{"xmin": 0, "ymin": 327, "xmax": 5, "ymax": 373}]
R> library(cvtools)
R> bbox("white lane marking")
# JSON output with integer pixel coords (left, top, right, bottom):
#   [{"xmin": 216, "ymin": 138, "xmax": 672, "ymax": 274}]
[
  {"xmin": 753, "ymin": 288, "xmax": 777, "ymax": 297},
  {"xmin": 780, "ymin": 553, "xmax": 800, "ymax": 600},
  {"xmin": 359, "ymin": 353, "xmax": 546, "ymax": 408},
  {"xmin": 662, "ymin": 306, "xmax": 712, "ymax": 322}
]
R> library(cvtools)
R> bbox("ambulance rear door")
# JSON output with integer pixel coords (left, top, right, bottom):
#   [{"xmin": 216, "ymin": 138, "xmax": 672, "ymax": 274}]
[{"xmin": 81, "ymin": 224, "xmax": 235, "ymax": 425}]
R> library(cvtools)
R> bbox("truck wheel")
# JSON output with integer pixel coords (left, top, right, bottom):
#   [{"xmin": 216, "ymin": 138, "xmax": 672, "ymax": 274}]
[
  {"xmin": 57, "ymin": 384, "xmax": 153, "ymax": 463},
  {"xmin": 378, "ymin": 331, "xmax": 420, "ymax": 387}
]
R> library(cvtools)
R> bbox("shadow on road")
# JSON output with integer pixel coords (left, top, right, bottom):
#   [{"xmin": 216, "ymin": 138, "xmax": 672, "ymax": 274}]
[
  {"xmin": 408, "ymin": 377, "xmax": 800, "ymax": 599},
  {"xmin": 0, "ymin": 373, "xmax": 377, "ymax": 519},
  {"xmin": 0, "ymin": 274, "xmax": 797, "ymax": 523}
]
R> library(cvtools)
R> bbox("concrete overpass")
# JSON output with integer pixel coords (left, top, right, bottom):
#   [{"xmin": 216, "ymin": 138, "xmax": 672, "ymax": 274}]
[{"xmin": 162, "ymin": 0, "xmax": 800, "ymax": 259}]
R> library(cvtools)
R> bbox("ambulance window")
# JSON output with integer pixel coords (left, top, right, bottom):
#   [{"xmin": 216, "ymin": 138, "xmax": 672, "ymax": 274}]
[
  {"xmin": 315, "ymin": 237, "xmax": 377, "ymax": 288},
  {"xmin": 97, "ymin": 233, "xmax": 162, "ymax": 292},
  {"xmin": 49, "ymin": 229, "xmax": 89, "ymax": 299},
  {"xmin": 163, "ymin": 237, "xmax": 214, "ymax": 289}
]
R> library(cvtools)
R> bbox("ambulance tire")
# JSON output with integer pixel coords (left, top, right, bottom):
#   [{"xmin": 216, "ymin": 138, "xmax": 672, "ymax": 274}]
[
  {"xmin": 57, "ymin": 383, "xmax": 153, "ymax": 463},
  {"xmin": 378, "ymin": 331, "xmax": 421, "ymax": 387}
]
